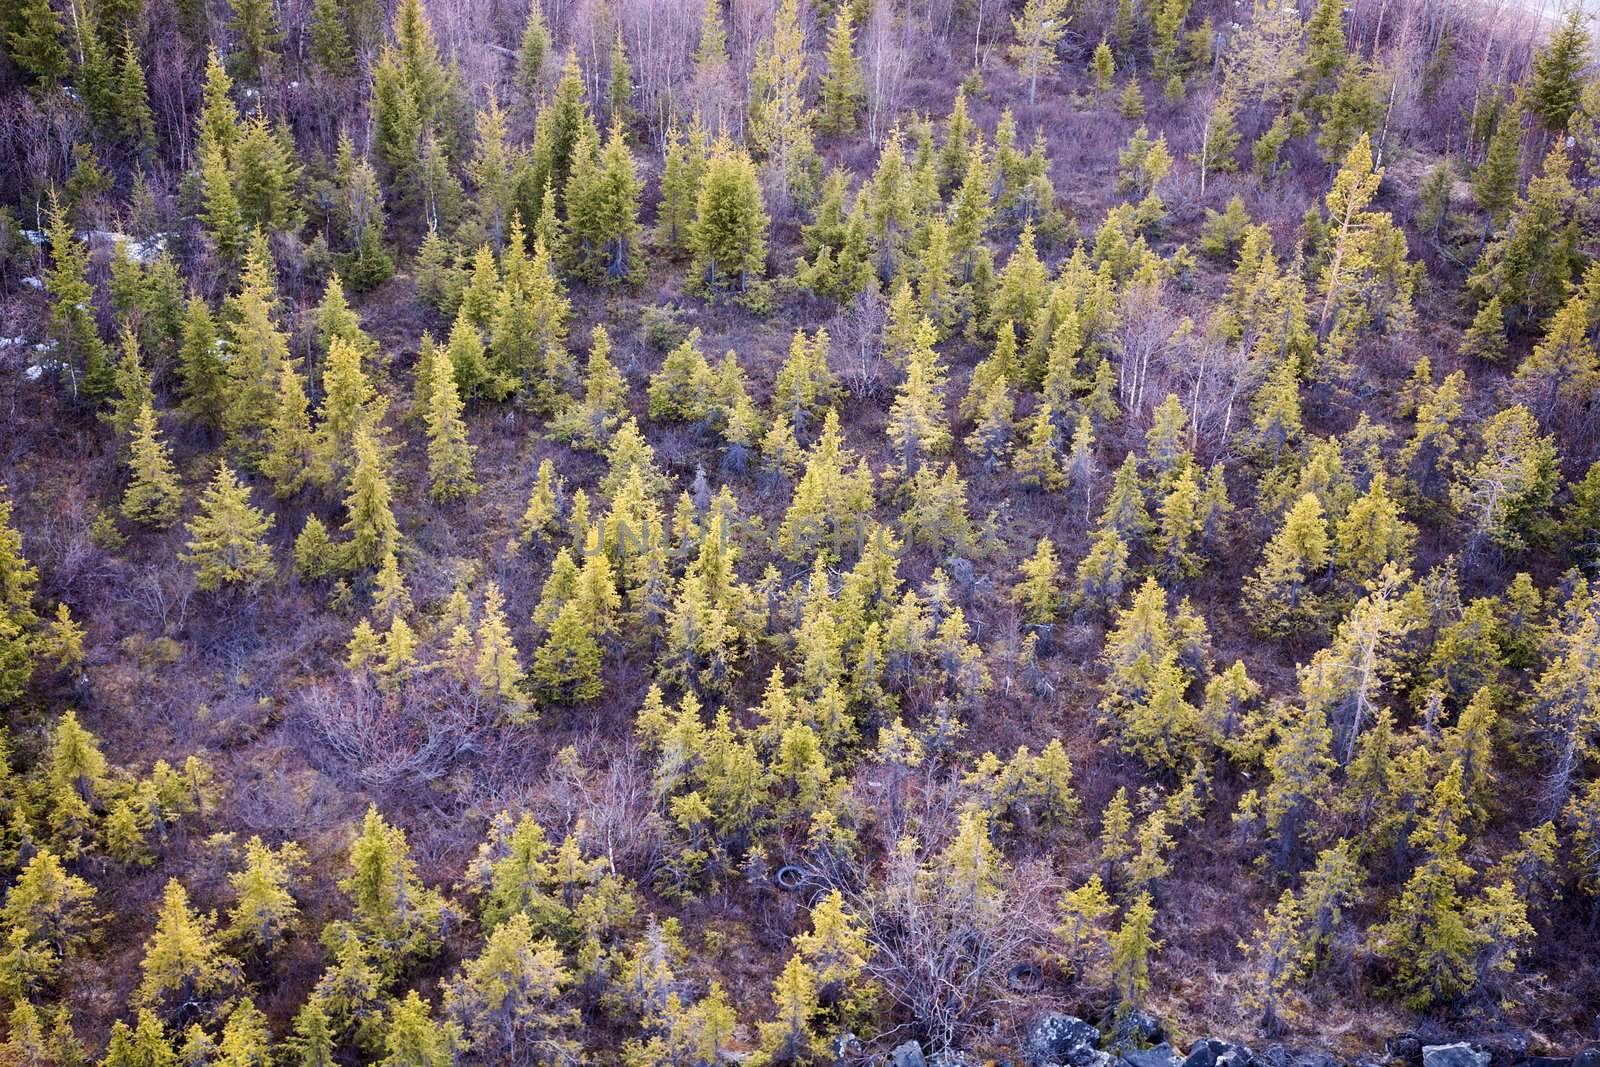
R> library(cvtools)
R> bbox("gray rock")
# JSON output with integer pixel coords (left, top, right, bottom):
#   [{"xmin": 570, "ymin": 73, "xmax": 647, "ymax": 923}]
[
  {"xmin": 1573, "ymin": 1051, "xmax": 1600, "ymax": 1067},
  {"xmin": 1106, "ymin": 1010, "xmax": 1166, "ymax": 1055},
  {"xmin": 1424, "ymin": 1045, "xmax": 1490, "ymax": 1067},
  {"xmin": 1252, "ymin": 1046, "xmax": 1334, "ymax": 1067},
  {"xmin": 891, "ymin": 1042, "xmax": 927, "ymax": 1067},
  {"xmin": 1122, "ymin": 1044, "xmax": 1184, "ymax": 1067},
  {"xmin": 1185, "ymin": 1039, "xmax": 1254, "ymax": 1067},
  {"xmin": 1389, "ymin": 1038, "xmax": 1424, "ymax": 1066},
  {"xmin": 1024, "ymin": 1014, "xmax": 1103, "ymax": 1067}
]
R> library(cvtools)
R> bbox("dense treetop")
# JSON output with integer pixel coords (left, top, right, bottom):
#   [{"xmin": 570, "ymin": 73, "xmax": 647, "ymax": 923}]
[{"xmin": 0, "ymin": 0, "xmax": 1598, "ymax": 1062}]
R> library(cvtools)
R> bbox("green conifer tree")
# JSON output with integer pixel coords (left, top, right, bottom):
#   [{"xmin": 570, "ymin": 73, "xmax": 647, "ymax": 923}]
[
  {"xmin": 184, "ymin": 463, "xmax": 276, "ymax": 591},
  {"xmin": 122, "ymin": 403, "xmax": 183, "ymax": 526},
  {"xmin": 341, "ymin": 428, "xmax": 400, "ymax": 571},
  {"xmin": 819, "ymin": 4, "xmax": 864, "ymax": 136},
  {"xmin": 426, "ymin": 362, "xmax": 477, "ymax": 501}
]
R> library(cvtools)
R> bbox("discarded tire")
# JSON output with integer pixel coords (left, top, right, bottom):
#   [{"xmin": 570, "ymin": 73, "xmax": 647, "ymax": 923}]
[
  {"xmin": 1007, "ymin": 962, "xmax": 1045, "ymax": 992},
  {"xmin": 775, "ymin": 865, "xmax": 805, "ymax": 891}
]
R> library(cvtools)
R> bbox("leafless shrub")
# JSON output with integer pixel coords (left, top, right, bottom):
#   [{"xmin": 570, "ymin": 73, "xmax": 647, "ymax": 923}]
[
  {"xmin": 539, "ymin": 738, "xmax": 665, "ymax": 875},
  {"xmin": 788, "ymin": 775, "xmax": 1057, "ymax": 1051},
  {"xmin": 0, "ymin": 91, "xmax": 85, "ymax": 209},
  {"xmin": 862, "ymin": 0, "xmax": 912, "ymax": 145},
  {"xmin": 120, "ymin": 562, "xmax": 197, "ymax": 635},
  {"xmin": 617, "ymin": 0, "xmax": 702, "ymax": 143},
  {"xmin": 843, "ymin": 839, "xmax": 1054, "ymax": 1051},
  {"xmin": 297, "ymin": 670, "xmax": 502, "ymax": 790},
  {"xmin": 831, "ymin": 285, "xmax": 889, "ymax": 400},
  {"xmin": 1112, "ymin": 276, "xmax": 1189, "ymax": 420}
]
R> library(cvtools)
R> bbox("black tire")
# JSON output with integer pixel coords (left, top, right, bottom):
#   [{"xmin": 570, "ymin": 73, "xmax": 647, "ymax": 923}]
[{"xmin": 1006, "ymin": 962, "xmax": 1044, "ymax": 992}]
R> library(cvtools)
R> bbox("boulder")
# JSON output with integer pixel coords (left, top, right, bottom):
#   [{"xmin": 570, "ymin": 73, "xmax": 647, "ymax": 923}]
[
  {"xmin": 1024, "ymin": 1014, "xmax": 1103, "ymax": 1067},
  {"xmin": 1122, "ymin": 1044, "xmax": 1184, "ymax": 1067},
  {"xmin": 1106, "ymin": 1009, "xmax": 1165, "ymax": 1054},
  {"xmin": 1253, "ymin": 1046, "xmax": 1335, "ymax": 1067},
  {"xmin": 1184, "ymin": 1039, "xmax": 1255, "ymax": 1067},
  {"xmin": 1389, "ymin": 1038, "xmax": 1424, "ymax": 1066},
  {"xmin": 1423, "ymin": 1045, "xmax": 1490, "ymax": 1067},
  {"xmin": 891, "ymin": 1042, "xmax": 927, "ymax": 1067}
]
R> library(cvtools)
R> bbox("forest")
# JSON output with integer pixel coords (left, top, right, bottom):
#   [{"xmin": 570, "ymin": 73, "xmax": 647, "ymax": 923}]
[{"xmin": 0, "ymin": 0, "xmax": 1598, "ymax": 1061}]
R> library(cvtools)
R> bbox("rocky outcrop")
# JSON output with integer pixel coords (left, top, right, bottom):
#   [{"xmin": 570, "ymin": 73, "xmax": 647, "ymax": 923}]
[
  {"xmin": 1122, "ymin": 1044, "xmax": 1184, "ymax": 1067},
  {"xmin": 1423, "ymin": 1044, "xmax": 1491, "ymax": 1067},
  {"xmin": 1024, "ymin": 1014, "xmax": 1105, "ymax": 1067},
  {"xmin": 1016, "ymin": 1014, "xmax": 1596, "ymax": 1067},
  {"xmin": 1184, "ymin": 1039, "xmax": 1255, "ymax": 1067},
  {"xmin": 890, "ymin": 1041, "xmax": 927, "ymax": 1067}
]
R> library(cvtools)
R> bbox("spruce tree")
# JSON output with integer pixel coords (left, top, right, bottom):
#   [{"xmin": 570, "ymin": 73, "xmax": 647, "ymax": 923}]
[
  {"xmin": 518, "ymin": 0, "xmax": 550, "ymax": 93},
  {"xmin": 426, "ymin": 359, "xmax": 477, "ymax": 501},
  {"xmin": 262, "ymin": 359, "xmax": 314, "ymax": 497},
  {"xmin": 1109, "ymin": 893, "xmax": 1161, "ymax": 1008},
  {"xmin": 1451, "ymin": 404, "xmax": 1558, "ymax": 560},
  {"xmin": 228, "ymin": 0, "xmax": 282, "ymax": 83},
  {"xmin": 309, "ymin": 0, "xmax": 354, "ymax": 74},
  {"xmin": 294, "ymin": 514, "xmax": 336, "ymax": 580},
  {"xmin": 1014, "ymin": 406, "xmax": 1063, "ymax": 492},
  {"xmin": 819, "ymin": 4, "xmax": 864, "ymax": 136},
  {"xmin": 1370, "ymin": 764, "xmax": 1481, "ymax": 1008},
  {"xmin": 657, "ymin": 119, "xmax": 709, "ymax": 255},
  {"xmin": 444, "ymin": 912, "xmax": 576, "ymax": 1061},
  {"xmin": 1525, "ymin": 6, "xmax": 1590, "ymax": 133},
  {"xmin": 315, "ymin": 335, "xmax": 382, "ymax": 487},
  {"xmin": 224, "ymin": 241, "xmax": 291, "ymax": 456},
  {"xmin": 608, "ymin": 26, "xmax": 634, "ymax": 128},
  {"xmin": 8, "ymin": 0, "xmax": 69, "ymax": 91},
  {"xmin": 1015, "ymin": 538, "xmax": 1063, "ymax": 624},
  {"xmin": 1467, "ymin": 143, "xmax": 1582, "ymax": 330},
  {"xmin": 184, "ymin": 463, "xmax": 276, "ymax": 591},
  {"xmin": 225, "ymin": 836, "xmax": 304, "ymax": 958},
  {"xmin": 122, "ymin": 403, "xmax": 183, "ymax": 526},
  {"xmin": 200, "ymin": 140, "xmax": 245, "ymax": 264},
  {"xmin": 1092, "ymin": 38, "xmax": 1116, "ymax": 97},
  {"xmin": 1303, "ymin": 0, "xmax": 1348, "ymax": 90},
  {"xmin": 1473, "ymin": 109, "xmax": 1522, "ymax": 230},
  {"xmin": 1244, "ymin": 493, "xmax": 1329, "ymax": 637},
  {"xmin": 2, "ymin": 847, "xmax": 97, "ymax": 978},
  {"xmin": 566, "ymin": 120, "xmax": 642, "ymax": 284},
  {"xmin": 966, "ymin": 376, "xmax": 1015, "ymax": 471},
  {"xmin": 756, "ymin": 955, "xmax": 824, "ymax": 1064},
  {"xmin": 886, "ymin": 338, "xmax": 951, "ymax": 478},
  {"xmin": 137, "ymin": 878, "xmax": 238, "ymax": 1015},
  {"xmin": 690, "ymin": 139, "xmax": 769, "ymax": 294},
  {"xmin": 106, "ymin": 326, "xmax": 154, "ymax": 446},
  {"xmin": 383, "ymin": 991, "xmax": 452, "ymax": 1067},
  {"xmin": 473, "ymin": 583, "xmax": 527, "ymax": 715},
  {"xmin": 114, "ymin": 30, "xmax": 156, "ymax": 150},
  {"xmin": 341, "ymin": 428, "xmax": 400, "ymax": 571},
  {"xmin": 533, "ymin": 599, "xmax": 603, "ymax": 705},
  {"xmin": 341, "ymin": 805, "xmax": 444, "ymax": 967},
  {"xmin": 197, "ymin": 49, "xmax": 240, "ymax": 158},
  {"xmin": 43, "ymin": 194, "xmax": 110, "ymax": 399},
  {"xmin": 1315, "ymin": 134, "xmax": 1416, "ymax": 358}
]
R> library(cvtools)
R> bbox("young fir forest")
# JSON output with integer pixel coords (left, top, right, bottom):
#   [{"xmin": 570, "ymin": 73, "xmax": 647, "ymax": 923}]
[{"xmin": 1, "ymin": 0, "xmax": 1600, "ymax": 1059}]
